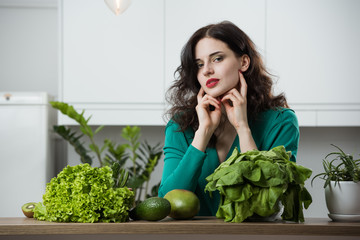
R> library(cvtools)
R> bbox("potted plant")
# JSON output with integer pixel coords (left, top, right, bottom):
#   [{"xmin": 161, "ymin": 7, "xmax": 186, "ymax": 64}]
[
  {"xmin": 50, "ymin": 101, "xmax": 163, "ymax": 203},
  {"xmin": 312, "ymin": 144, "xmax": 360, "ymax": 221}
]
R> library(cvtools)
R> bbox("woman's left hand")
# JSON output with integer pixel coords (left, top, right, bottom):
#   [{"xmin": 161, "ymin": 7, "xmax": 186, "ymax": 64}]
[{"xmin": 221, "ymin": 71, "xmax": 249, "ymax": 131}]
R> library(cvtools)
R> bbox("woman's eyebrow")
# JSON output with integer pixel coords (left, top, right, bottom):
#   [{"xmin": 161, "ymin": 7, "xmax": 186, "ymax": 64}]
[{"xmin": 195, "ymin": 51, "xmax": 223, "ymax": 61}]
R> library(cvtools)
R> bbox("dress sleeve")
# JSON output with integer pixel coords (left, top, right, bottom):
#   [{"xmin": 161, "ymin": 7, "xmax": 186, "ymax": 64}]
[
  {"xmin": 263, "ymin": 109, "xmax": 300, "ymax": 162},
  {"xmin": 158, "ymin": 121, "xmax": 207, "ymax": 197}
]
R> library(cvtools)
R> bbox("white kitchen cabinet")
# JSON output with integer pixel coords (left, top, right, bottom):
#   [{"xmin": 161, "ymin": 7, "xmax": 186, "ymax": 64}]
[
  {"xmin": 266, "ymin": 0, "xmax": 360, "ymax": 126},
  {"xmin": 59, "ymin": 0, "xmax": 165, "ymax": 125}
]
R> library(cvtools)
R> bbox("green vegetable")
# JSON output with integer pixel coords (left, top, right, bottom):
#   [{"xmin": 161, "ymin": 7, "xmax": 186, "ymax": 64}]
[
  {"xmin": 129, "ymin": 197, "xmax": 171, "ymax": 221},
  {"xmin": 33, "ymin": 164, "xmax": 134, "ymax": 223},
  {"xmin": 205, "ymin": 146, "xmax": 312, "ymax": 223}
]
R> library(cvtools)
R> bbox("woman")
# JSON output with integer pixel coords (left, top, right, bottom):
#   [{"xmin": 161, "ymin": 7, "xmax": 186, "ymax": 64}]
[{"xmin": 158, "ymin": 21, "xmax": 299, "ymax": 216}]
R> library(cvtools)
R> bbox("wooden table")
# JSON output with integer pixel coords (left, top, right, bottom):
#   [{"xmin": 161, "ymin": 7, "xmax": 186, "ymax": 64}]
[{"xmin": 1, "ymin": 217, "xmax": 360, "ymax": 240}]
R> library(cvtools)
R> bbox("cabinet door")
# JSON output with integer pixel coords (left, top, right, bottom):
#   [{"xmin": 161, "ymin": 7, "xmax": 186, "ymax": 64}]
[
  {"xmin": 60, "ymin": 0, "xmax": 164, "ymax": 104},
  {"xmin": 266, "ymin": 0, "xmax": 360, "ymax": 105},
  {"xmin": 165, "ymin": 0, "xmax": 266, "ymax": 92}
]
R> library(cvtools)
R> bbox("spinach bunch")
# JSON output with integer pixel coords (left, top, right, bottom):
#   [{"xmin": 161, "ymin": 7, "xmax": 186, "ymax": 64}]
[{"xmin": 205, "ymin": 146, "xmax": 312, "ymax": 223}]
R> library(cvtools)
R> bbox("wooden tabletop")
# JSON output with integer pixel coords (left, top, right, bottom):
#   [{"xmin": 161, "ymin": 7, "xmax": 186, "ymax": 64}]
[{"xmin": 1, "ymin": 217, "xmax": 360, "ymax": 236}]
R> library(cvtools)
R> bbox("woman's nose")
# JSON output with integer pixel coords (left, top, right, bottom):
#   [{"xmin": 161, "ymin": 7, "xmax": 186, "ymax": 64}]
[{"xmin": 202, "ymin": 63, "xmax": 214, "ymax": 76}]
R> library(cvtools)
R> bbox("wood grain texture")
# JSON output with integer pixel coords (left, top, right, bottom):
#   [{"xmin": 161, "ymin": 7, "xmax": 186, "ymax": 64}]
[{"xmin": 1, "ymin": 217, "xmax": 360, "ymax": 236}]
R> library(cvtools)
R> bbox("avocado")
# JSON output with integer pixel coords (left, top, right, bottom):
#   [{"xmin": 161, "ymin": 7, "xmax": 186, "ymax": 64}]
[{"xmin": 130, "ymin": 197, "xmax": 171, "ymax": 221}]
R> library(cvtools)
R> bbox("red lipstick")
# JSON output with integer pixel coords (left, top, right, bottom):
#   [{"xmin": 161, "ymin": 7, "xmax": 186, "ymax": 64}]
[{"xmin": 206, "ymin": 78, "xmax": 219, "ymax": 88}]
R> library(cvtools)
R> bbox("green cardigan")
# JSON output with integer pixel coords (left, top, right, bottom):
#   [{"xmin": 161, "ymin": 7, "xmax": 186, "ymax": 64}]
[{"xmin": 158, "ymin": 108, "xmax": 299, "ymax": 216}]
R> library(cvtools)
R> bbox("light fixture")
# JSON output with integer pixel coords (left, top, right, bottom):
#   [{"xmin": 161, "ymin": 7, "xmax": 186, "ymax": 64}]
[{"xmin": 104, "ymin": 0, "xmax": 132, "ymax": 16}]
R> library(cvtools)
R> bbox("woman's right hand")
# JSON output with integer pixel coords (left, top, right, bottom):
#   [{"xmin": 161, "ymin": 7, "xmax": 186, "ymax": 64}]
[{"xmin": 192, "ymin": 88, "xmax": 221, "ymax": 151}]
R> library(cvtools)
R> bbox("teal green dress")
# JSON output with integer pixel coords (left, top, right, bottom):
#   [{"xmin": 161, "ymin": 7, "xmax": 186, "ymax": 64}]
[{"xmin": 158, "ymin": 108, "xmax": 299, "ymax": 216}]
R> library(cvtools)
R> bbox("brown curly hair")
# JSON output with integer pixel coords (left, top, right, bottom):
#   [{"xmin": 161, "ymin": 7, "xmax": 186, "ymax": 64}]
[{"xmin": 166, "ymin": 21, "xmax": 288, "ymax": 144}]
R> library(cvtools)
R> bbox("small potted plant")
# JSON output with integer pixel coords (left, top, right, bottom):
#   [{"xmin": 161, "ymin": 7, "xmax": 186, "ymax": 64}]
[{"xmin": 312, "ymin": 144, "xmax": 360, "ymax": 222}]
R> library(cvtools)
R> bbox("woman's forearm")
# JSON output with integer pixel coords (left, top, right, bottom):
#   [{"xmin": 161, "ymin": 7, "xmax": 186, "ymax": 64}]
[
  {"xmin": 237, "ymin": 123, "xmax": 257, "ymax": 152},
  {"xmin": 158, "ymin": 145, "xmax": 206, "ymax": 197},
  {"xmin": 191, "ymin": 127, "xmax": 214, "ymax": 152}
]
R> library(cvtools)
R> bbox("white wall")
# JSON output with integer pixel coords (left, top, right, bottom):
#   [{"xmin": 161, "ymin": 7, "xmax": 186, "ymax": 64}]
[{"xmin": 1, "ymin": 1, "xmax": 360, "ymax": 219}]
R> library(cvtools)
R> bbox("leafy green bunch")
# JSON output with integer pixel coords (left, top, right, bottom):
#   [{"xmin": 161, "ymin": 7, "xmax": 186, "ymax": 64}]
[
  {"xmin": 311, "ymin": 144, "xmax": 360, "ymax": 188},
  {"xmin": 34, "ymin": 164, "xmax": 134, "ymax": 223},
  {"xmin": 50, "ymin": 101, "xmax": 163, "ymax": 202},
  {"xmin": 205, "ymin": 146, "xmax": 312, "ymax": 223}
]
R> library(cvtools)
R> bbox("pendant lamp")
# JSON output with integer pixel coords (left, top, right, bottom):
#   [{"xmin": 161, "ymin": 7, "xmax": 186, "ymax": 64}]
[{"xmin": 104, "ymin": 0, "xmax": 132, "ymax": 16}]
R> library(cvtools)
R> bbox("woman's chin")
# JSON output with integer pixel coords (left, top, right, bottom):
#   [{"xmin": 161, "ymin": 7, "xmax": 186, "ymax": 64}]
[{"xmin": 206, "ymin": 90, "xmax": 226, "ymax": 99}]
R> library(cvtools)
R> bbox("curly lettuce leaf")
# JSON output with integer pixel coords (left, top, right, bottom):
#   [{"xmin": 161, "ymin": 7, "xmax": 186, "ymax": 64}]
[{"xmin": 34, "ymin": 164, "xmax": 134, "ymax": 223}]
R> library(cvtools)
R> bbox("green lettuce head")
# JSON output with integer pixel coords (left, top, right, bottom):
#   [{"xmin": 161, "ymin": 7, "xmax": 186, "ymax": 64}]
[
  {"xmin": 205, "ymin": 146, "xmax": 312, "ymax": 223},
  {"xmin": 34, "ymin": 164, "xmax": 134, "ymax": 223}
]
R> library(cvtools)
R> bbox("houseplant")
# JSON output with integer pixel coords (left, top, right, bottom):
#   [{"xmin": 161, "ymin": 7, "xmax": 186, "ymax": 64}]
[
  {"xmin": 50, "ymin": 101, "xmax": 163, "ymax": 203},
  {"xmin": 311, "ymin": 144, "xmax": 360, "ymax": 221}
]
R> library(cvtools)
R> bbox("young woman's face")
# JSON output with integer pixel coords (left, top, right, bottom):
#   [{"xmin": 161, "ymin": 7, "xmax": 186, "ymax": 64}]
[{"xmin": 195, "ymin": 37, "xmax": 242, "ymax": 98}]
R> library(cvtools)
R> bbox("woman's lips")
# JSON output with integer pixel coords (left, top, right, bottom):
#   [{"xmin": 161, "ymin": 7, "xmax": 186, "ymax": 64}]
[{"xmin": 206, "ymin": 78, "xmax": 219, "ymax": 88}]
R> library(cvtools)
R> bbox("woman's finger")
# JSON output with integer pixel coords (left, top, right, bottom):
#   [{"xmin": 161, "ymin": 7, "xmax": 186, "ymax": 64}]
[
  {"xmin": 239, "ymin": 71, "xmax": 248, "ymax": 97},
  {"xmin": 223, "ymin": 89, "xmax": 245, "ymax": 105},
  {"xmin": 198, "ymin": 91, "xmax": 220, "ymax": 105},
  {"xmin": 224, "ymin": 88, "xmax": 242, "ymax": 101},
  {"xmin": 201, "ymin": 98, "xmax": 221, "ymax": 109},
  {"xmin": 197, "ymin": 87, "xmax": 205, "ymax": 102},
  {"xmin": 221, "ymin": 93, "xmax": 238, "ymax": 108}
]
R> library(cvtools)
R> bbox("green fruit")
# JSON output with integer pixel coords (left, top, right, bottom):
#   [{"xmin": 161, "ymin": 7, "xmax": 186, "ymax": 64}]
[
  {"xmin": 21, "ymin": 202, "xmax": 37, "ymax": 218},
  {"xmin": 164, "ymin": 189, "xmax": 200, "ymax": 220},
  {"xmin": 130, "ymin": 197, "xmax": 171, "ymax": 221}
]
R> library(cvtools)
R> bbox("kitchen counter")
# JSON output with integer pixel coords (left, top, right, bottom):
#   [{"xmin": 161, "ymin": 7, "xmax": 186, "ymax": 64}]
[{"xmin": 1, "ymin": 217, "xmax": 360, "ymax": 240}]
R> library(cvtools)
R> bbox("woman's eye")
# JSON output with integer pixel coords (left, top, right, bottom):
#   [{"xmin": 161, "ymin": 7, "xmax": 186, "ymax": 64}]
[
  {"xmin": 196, "ymin": 62, "xmax": 204, "ymax": 68},
  {"xmin": 213, "ymin": 56, "xmax": 223, "ymax": 62}
]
